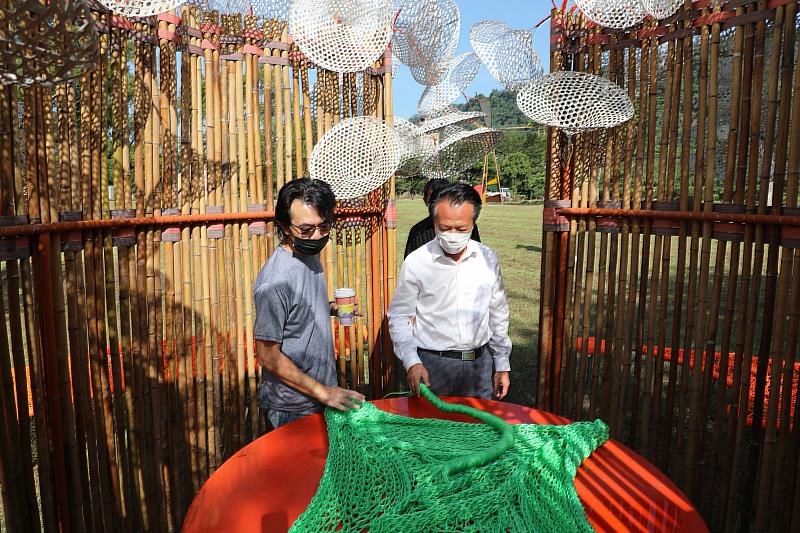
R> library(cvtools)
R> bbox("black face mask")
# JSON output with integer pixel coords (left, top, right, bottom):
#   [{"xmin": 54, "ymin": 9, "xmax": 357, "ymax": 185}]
[{"xmin": 292, "ymin": 234, "xmax": 329, "ymax": 256}]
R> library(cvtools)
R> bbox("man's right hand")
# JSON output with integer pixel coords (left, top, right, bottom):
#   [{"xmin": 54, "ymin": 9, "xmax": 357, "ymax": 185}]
[
  {"xmin": 319, "ymin": 386, "xmax": 366, "ymax": 412},
  {"xmin": 406, "ymin": 363, "xmax": 430, "ymax": 397}
]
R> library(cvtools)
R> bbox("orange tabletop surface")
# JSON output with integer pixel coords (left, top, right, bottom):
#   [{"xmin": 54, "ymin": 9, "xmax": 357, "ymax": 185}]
[{"xmin": 182, "ymin": 396, "xmax": 708, "ymax": 532}]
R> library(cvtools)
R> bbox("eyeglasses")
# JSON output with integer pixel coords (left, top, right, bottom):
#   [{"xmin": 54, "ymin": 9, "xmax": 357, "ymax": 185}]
[{"xmin": 290, "ymin": 221, "xmax": 332, "ymax": 238}]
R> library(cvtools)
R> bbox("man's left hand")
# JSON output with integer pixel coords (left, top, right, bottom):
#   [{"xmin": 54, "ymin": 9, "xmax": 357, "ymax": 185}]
[
  {"xmin": 493, "ymin": 371, "xmax": 510, "ymax": 400},
  {"xmin": 330, "ymin": 301, "xmax": 362, "ymax": 317}
]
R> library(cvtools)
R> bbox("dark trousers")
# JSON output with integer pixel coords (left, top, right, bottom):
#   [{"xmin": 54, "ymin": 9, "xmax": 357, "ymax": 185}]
[{"xmin": 415, "ymin": 345, "xmax": 494, "ymax": 399}]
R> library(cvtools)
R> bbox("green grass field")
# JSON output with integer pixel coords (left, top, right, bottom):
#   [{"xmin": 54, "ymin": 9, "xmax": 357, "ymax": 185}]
[{"xmin": 394, "ymin": 199, "xmax": 543, "ymax": 406}]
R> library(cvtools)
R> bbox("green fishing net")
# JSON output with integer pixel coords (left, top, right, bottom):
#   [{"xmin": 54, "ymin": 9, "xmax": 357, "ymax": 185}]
[{"xmin": 290, "ymin": 385, "xmax": 609, "ymax": 532}]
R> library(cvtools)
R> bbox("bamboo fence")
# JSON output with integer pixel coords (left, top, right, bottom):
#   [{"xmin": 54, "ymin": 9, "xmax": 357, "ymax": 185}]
[
  {"xmin": 0, "ymin": 4, "xmax": 396, "ymax": 531},
  {"xmin": 541, "ymin": 1, "xmax": 800, "ymax": 531}
]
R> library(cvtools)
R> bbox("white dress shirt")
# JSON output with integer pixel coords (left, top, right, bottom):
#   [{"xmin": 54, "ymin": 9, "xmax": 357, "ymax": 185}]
[{"xmin": 388, "ymin": 238, "xmax": 512, "ymax": 372}]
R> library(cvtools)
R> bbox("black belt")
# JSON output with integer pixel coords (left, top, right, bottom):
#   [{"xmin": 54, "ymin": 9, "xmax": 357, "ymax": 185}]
[{"xmin": 419, "ymin": 345, "xmax": 486, "ymax": 361}]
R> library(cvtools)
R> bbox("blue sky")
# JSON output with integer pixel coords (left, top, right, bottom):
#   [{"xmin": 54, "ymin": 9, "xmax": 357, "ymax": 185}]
[{"xmin": 392, "ymin": 0, "xmax": 554, "ymax": 118}]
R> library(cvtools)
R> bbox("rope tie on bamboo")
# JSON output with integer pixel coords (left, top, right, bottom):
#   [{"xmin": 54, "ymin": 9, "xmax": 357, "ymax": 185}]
[{"xmin": 290, "ymin": 383, "xmax": 609, "ymax": 532}]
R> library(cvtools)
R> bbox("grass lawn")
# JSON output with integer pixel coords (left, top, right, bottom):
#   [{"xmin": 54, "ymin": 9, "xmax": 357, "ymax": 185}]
[{"xmin": 394, "ymin": 199, "xmax": 543, "ymax": 407}]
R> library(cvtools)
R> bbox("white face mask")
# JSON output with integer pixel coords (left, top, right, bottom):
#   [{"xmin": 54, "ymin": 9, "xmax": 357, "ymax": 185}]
[{"xmin": 436, "ymin": 231, "xmax": 471, "ymax": 255}]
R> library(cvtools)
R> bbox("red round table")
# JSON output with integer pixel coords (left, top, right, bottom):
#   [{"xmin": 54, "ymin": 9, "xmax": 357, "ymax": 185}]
[{"xmin": 182, "ymin": 396, "xmax": 708, "ymax": 532}]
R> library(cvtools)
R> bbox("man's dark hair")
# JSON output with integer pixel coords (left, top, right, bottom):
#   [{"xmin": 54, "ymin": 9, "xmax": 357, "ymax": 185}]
[
  {"xmin": 428, "ymin": 182, "xmax": 482, "ymax": 222},
  {"xmin": 275, "ymin": 178, "xmax": 335, "ymax": 234},
  {"xmin": 422, "ymin": 178, "xmax": 450, "ymax": 204}
]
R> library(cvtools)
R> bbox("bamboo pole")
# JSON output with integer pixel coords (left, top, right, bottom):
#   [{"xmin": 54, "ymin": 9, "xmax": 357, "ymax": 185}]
[
  {"xmin": 185, "ymin": 5, "xmax": 209, "ymax": 484},
  {"xmin": 609, "ymin": 46, "xmax": 630, "ymax": 435},
  {"xmin": 79, "ymin": 60, "xmax": 118, "ymax": 530},
  {"xmin": 708, "ymin": 11, "xmax": 745, "ymax": 499},
  {"xmin": 147, "ymin": 22, "xmax": 173, "ymax": 527},
  {"xmin": 613, "ymin": 44, "xmax": 638, "ymax": 443},
  {"xmin": 772, "ymin": 6, "xmax": 800, "ymax": 528},
  {"xmin": 662, "ymin": 0, "xmax": 695, "ymax": 470},
  {"xmin": 354, "ymin": 232, "xmax": 367, "ymax": 388},
  {"xmin": 718, "ymin": 7, "xmax": 756, "ymax": 522},
  {"xmin": 560, "ymin": 32, "xmax": 586, "ymax": 419},
  {"xmin": 0, "ymin": 252, "xmax": 26, "ymax": 533},
  {"xmin": 105, "ymin": 25, "xmax": 136, "ymax": 531},
  {"xmin": 201, "ymin": 24, "xmax": 220, "ymax": 465},
  {"xmin": 685, "ymin": 7, "xmax": 724, "ymax": 498},
  {"xmin": 114, "ymin": 25, "xmax": 148, "ymax": 530},
  {"xmin": 282, "ymin": 27, "xmax": 293, "ymax": 182},
  {"xmin": 573, "ymin": 26, "xmax": 599, "ymax": 418},
  {"xmin": 133, "ymin": 24, "xmax": 164, "ymax": 528},
  {"xmin": 250, "ymin": 30, "xmax": 266, "ymax": 276},
  {"xmin": 626, "ymin": 27, "xmax": 651, "ymax": 445},
  {"xmin": 262, "ymin": 24, "xmax": 276, "ymax": 256},
  {"xmin": 220, "ymin": 51, "xmax": 237, "ymax": 460},
  {"xmin": 754, "ymin": 6, "xmax": 796, "ymax": 530},
  {"xmin": 180, "ymin": 5, "xmax": 201, "ymax": 499},
  {"xmin": 672, "ymin": 10, "xmax": 708, "ymax": 476},
  {"xmin": 725, "ymin": 3, "xmax": 769, "ymax": 528},
  {"xmin": 206, "ymin": 9, "xmax": 224, "ymax": 470},
  {"xmin": 0, "ymin": 87, "xmax": 28, "ymax": 533},
  {"xmin": 273, "ymin": 26, "xmax": 286, "ymax": 194},
  {"xmin": 235, "ymin": 15, "xmax": 256, "ymax": 443},
  {"xmin": 649, "ymin": 38, "xmax": 680, "ymax": 463},
  {"xmin": 602, "ymin": 47, "xmax": 623, "ymax": 434},
  {"xmin": 157, "ymin": 15, "xmax": 184, "ymax": 522},
  {"xmin": 636, "ymin": 27, "xmax": 660, "ymax": 458},
  {"xmin": 31, "ymin": 79, "xmax": 80, "ymax": 532},
  {"xmin": 292, "ymin": 61, "xmax": 303, "ymax": 177},
  {"xmin": 301, "ymin": 61, "xmax": 314, "ymax": 171}
]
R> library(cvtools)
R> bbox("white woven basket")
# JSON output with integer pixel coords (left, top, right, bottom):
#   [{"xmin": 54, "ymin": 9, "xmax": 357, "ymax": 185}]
[
  {"xmin": 289, "ymin": 0, "xmax": 392, "ymax": 73},
  {"xmin": 516, "ymin": 71, "xmax": 634, "ymax": 135},
  {"xmin": 310, "ymin": 116, "xmax": 399, "ymax": 199}
]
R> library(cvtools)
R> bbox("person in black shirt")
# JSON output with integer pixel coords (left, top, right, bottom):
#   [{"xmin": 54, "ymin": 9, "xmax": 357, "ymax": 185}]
[{"xmin": 404, "ymin": 178, "xmax": 481, "ymax": 258}]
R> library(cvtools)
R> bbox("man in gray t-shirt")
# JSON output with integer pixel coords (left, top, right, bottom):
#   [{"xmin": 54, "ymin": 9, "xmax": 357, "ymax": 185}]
[
  {"xmin": 254, "ymin": 246, "xmax": 337, "ymax": 412},
  {"xmin": 254, "ymin": 178, "xmax": 364, "ymax": 429}
]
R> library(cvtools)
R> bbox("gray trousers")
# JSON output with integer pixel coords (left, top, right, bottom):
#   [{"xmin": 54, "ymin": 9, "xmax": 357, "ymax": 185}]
[{"xmin": 415, "ymin": 345, "xmax": 494, "ymax": 399}]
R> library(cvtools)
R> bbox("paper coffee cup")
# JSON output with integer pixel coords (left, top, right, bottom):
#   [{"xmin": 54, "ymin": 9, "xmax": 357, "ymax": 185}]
[{"xmin": 334, "ymin": 288, "xmax": 356, "ymax": 325}]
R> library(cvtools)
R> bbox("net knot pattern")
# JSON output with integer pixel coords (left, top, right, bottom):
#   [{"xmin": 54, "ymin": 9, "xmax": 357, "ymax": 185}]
[
  {"xmin": 289, "ymin": 0, "xmax": 392, "ymax": 73},
  {"xmin": 418, "ymin": 109, "xmax": 485, "ymax": 134},
  {"xmin": 470, "ymin": 20, "xmax": 544, "ymax": 91},
  {"xmin": 394, "ymin": 117, "xmax": 435, "ymax": 177},
  {"xmin": 417, "ymin": 52, "xmax": 480, "ymax": 116},
  {"xmin": 421, "ymin": 126, "xmax": 502, "ymax": 180},
  {"xmin": 516, "ymin": 71, "xmax": 634, "ymax": 135},
  {"xmin": 574, "ymin": 0, "xmax": 645, "ymax": 30},
  {"xmin": 641, "ymin": 0, "xmax": 682, "ymax": 20},
  {"xmin": 290, "ymin": 384, "xmax": 609, "ymax": 532},
  {"xmin": 392, "ymin": 0, "xmax": 460, "ymax": 87},
  {"xmin": 310, "ymin": 116, "xmax": 399, "ymax": 200}
]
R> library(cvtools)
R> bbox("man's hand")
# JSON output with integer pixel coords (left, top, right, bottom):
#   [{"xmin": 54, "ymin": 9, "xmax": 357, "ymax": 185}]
[
  {"xmin": 319, "ymin": 386, "xmax": 366, "ymax": 412},
  {"xmin": 493, "ymin": 371, "xmax": 510, "ymax": 400},
  {"xmin": 329, "ymin": 301, "xmax": 363, "ymax": 317},
  {"xmin": 407, "ymin": 363, "xmax": 430, "ymax": 397}
]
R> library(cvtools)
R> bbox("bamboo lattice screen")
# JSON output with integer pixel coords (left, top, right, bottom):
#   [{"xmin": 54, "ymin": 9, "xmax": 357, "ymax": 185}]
[
  {"xmin": 0, "ymin": 3, "xmax": 397, "ymax": 531},
  {"xmin": 540, "ymin": 1, "xmax": 800, "ymax": 531}
]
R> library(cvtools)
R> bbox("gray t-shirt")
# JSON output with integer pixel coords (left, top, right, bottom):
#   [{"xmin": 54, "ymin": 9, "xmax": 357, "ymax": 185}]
[{"xmin": 253, "ymin": 246, "xmax": 337, "ymax": 413}]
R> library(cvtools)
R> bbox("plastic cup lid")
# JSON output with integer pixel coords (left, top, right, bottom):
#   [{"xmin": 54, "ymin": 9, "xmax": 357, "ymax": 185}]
[{"xmin": 334, "ymin": 288, "xmax": 356, "ymax": 298}]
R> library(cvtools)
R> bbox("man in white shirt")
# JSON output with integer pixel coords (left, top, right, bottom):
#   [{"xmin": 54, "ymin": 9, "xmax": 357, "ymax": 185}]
[{"xmin": 388, "ymin": 183, "xmax": 512, "ymax": 400}]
